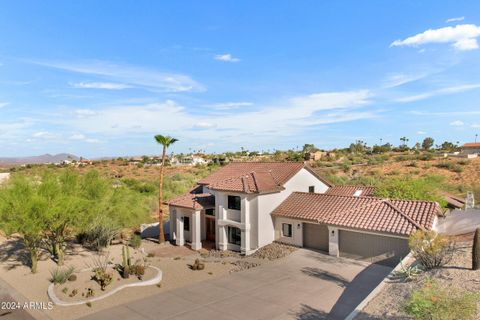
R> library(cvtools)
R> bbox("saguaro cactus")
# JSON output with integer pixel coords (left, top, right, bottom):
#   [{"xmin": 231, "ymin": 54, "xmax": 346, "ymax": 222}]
[{"xmin": 473, "ymin": 227, "xmax": 480, "ymax": 270}]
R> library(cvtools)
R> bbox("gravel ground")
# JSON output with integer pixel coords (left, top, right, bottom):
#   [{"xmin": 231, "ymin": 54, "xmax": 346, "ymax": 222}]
[{"xmin": 356, "ymin": 240, "xmax": 480, "ymax": 319}]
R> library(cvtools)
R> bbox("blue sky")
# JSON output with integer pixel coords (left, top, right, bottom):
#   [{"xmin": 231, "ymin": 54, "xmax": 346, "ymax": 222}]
[{"xmin": 1, "ymin": 1, "xmax": 480, "ymax": 158}]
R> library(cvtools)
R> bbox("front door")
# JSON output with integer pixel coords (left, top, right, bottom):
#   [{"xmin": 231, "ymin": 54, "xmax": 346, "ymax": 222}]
[{"xmin": 206, "ymin": 217, "xmax": 215, "ymax": 241}]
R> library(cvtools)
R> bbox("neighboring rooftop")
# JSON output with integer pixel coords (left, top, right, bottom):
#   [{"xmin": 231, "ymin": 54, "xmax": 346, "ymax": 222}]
[
  {"xmin": 165, "ymin": 186, "xmax": 215, "ymax": 210},
  {"xmin": 198, "ymin": 162, "xmax": 331, "ymax": 194},
  {"xmin": 272, "ymin": 192, "xmax": 440, "ymax": 236},
  {"xmin": 325, "ymin": 185, "xmax": 376, "ymax": 197},
  {"xmin": 463, "ymin": 142, "xmax": 480, "ymax": 148}
]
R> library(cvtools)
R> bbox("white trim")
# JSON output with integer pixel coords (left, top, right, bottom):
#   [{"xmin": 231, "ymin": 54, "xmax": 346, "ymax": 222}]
[{"xmin": 336, "ymin": 226, "xmax": 409, "ymax": 240}]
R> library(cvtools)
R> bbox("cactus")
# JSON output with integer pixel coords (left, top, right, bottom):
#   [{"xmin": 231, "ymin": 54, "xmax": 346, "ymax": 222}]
[
  {"xmin": 121, "ymin": 245, "xmax": 132, "ymax": 278},
  {"xmin": 473, "ymin": 227, "xmax": 480, "ymax": 270}
]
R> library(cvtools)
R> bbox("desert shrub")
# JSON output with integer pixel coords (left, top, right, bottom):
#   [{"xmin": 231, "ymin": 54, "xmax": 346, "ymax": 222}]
[
  {"xmin": 341, "ymin": 161, "xmax": 351, "ymax": 173},
  {"xmin": 407, "ymin": 161, "xmax": 418, "ymax": 167},
  {"xmin": 458, "ymin": 160, "xmax": 468, "ymax": 165},
  {"xmin": 91, "ymin": 268, "xmax": 113, "ymax": 291},
  {"xmin": 89, "ymin": 254, "xmax": 113, "ymax": 290},
  {"xmin": 50, "ymin": 266, "xmax": 76, "ymax": 284},
  {"xmin": 77, "ymin": 222, "xmax": 118, "ymax": 251},
  {"xmin": 417, "ymin": 153, "xmax": 434, "ymax": 161},
  {"xmin": 408, "ymin": 230, "xmax": 454, "ymax": 270},
  {"xmin": 435, "ymin": 161, "xmax": 463, "ymax": 173},
  {"xmin": 129, "ymin": 234, "xmax": 142, "ymax": 249},
  {"xmin": 375, "ymin": 175, "xmax": 447, "ymax": 206},
  {"xmin": 393, "ymin": 261, "xmax": 422, "ymax": 282},
  {"xmin": 405, "ymin": 279, "xmax": 479, "ymax": 320}
]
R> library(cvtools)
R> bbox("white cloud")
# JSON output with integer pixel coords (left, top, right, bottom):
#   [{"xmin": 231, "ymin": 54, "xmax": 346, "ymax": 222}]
[
  {"xmin": 471, "ymin": 123, "xmax": 480, "ymax": 128},
  {"xmin": 209, "ymin": 102, "xmax": 253, "ymax": 110},
  {"xmin": 32, "ymin": 60, "xmax": 205, "ymax": 92},
  {"xmin": 64, "ymin": 90, "xmax": 375, "ymax": 145},
  {"xmin": 73, "ymin": 109, "xmax": 98, "ymax": 117},
  {"xmin": 446, "ymin": 17, "xmax": 465, "ymax": 23},
  {"xmin": 417, "ymin": 131, "xmax": 427, "ymax": 135},
  {"xmin": 69, "ymin": 133, "xmax": 101, "ymax": 143},
  {"xmin": 0, "ymin": 102, "xmax": 9, "ymax": 109},
  {"xmin": 450, "ymin": 120, "xmax": 464, "ymax": 126},
  {"xmin": 396, "ymin": 83, "xmax": 480, "ymax": 102},
  {"xmin": 289, "ymin": 90, "xmax": 371, "ymax": 111},
  {"xmin": 70, "ymin": 82, "xmax": 132, "ymax": 90},
  {"xmin": 383, "ymin": 73, "xmax": 428, "ymax": 88},
  {"xmin": 214, "ymin": 54, "xmax": 241, "ymax": 62},
  {"xmin": 32, "ymin": 131, "xmax": 58, "ymax": 139},
  {"xmin": 194, "ymin": 122, "xmax": 217, "ymax": 129},
  {"xmin": 391, "ymin": 24, "xmax": 480, "ymax": 51},
  {"xmin": 69, "ymin": 134, "xmax": 86, "ymax": 140}
]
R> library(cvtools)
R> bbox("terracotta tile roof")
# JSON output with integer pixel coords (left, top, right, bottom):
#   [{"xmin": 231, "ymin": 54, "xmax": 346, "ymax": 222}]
[
  {"xmin": 463, "ymin": 143, "xmax": 480, "ymax": 148},
  {"xmin": 165, "ymin": 187, "xmax": 215, "ymax": 210},
  {"xmin": 325, "ymin": 185, "xmax": 376, "ymax": 197},
  {"xmin": 199, "ymin": 162, "xmax": 331, "ymax": 194},
  {"xmin": 272, "ymin": 192, "xmax": 440, "ymax": 236}
]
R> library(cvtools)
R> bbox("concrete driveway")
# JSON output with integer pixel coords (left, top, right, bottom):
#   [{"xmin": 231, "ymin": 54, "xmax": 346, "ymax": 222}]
[{"xmin": 80, "ymin": 249, "xmax": 391, "ymax": 320}]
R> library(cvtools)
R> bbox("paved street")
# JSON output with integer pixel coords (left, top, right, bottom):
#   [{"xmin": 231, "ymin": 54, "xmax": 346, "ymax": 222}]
[{"xmin": 81, "ymin": 249, "xmax": 391, "ymax": 320}]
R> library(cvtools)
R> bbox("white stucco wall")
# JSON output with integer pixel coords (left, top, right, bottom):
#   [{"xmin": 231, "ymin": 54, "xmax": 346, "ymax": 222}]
[
  {"xmin": 256, "ymin": 168, "xmax": 330, "ymax": 248},
  {"xmin": 274, "ymin": 217, "xmax": 304, "ymax": 247}
]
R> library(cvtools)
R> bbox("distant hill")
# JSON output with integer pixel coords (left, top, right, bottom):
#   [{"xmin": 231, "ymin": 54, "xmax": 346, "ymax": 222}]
[{"xmin": 0, "ymin": 153, "xmax": 79, "ymax": 166}]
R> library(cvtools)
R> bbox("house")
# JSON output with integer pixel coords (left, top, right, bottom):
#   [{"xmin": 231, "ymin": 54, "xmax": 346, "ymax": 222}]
[
  {"xmin": 166, "ymin": 162, "xmax": 441, "ymax": 266},
  {"xmin": 178, "ymin": 155, "xmax": 208, "ymax": 166},
  {"xmin": 304, "ymin": 150, "xmax": 325, "ymax": 161},
  {"xmin": 462, "ymin": 143, "xmax": 480, "ymax": 157}
]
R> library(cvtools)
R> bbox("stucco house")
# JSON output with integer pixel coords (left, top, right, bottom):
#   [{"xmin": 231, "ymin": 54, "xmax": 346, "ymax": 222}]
[{"xmin": 167, "ymin": 162, "xmax": 440, "ymax": 266}]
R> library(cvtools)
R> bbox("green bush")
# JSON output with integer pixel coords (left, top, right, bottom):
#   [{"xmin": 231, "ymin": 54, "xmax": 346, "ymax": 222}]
[
  {"xmin": 77, "ymin": 222, "xmax": 118, "ymax": 251},
  {"xmin": 409, "ymin": 230, "xmax": 453, "ymax": 270},
  {"xmin": 405, "ymin": 279, "xmax": 479, "ymax": 320},
  {"xmin": 129, "ymin": 234, "xmax": 142, "ymax": 249},
  {"xmin": 50, "ymin": 266, "xmax": 76, "ymax": 284},
  {"xmin": 375, "ymin": 175, "xmax": 447, "ymax": 206}
]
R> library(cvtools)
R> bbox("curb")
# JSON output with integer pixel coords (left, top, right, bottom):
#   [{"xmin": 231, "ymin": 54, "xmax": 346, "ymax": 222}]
[
  {"xmin": 344, "ymin": 253, "xmax": 414, "ymax": 320},
  {"xmin": 48, "ymin": 266, "xmax": 162, "ymax": 306}
]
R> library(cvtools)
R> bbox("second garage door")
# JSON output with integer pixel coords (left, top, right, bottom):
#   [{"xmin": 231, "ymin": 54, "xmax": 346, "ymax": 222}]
[
  {"xmin": 303, "ymin": 223, "xmax": 329, "ymax": 252},
  {"xmin": 339, "ymin": 230, "xmax": 409, "ymax": 267}
]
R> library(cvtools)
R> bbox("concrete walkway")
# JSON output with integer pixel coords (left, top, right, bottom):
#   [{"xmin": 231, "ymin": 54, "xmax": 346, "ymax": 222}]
[
  {"xmin": 436, "ymin": 209, "xmax": 480, "ymax": 235},
  {"xmin": 80, "ymin": 249, "xmax": 391, "ymax": 320}
]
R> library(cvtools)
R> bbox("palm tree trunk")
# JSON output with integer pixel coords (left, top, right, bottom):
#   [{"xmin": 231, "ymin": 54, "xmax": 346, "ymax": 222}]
[{"xmin": 158, "ymin": 145, "xmax": 167, "ymax": 243}]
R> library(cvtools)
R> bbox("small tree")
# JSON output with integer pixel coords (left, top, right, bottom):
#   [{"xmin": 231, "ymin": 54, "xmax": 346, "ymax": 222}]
[
  {"xmin": 422, "ymin": 137, "xmax": 434, "ymax": 150},
  {"xmin": 472, "ymin": 227, "xmax": 480, "ymax": 270},
  {"xmin": 0, "ymin": 176, "xmax": 45, "ymax": 273},
  {"xmin": 409, "ymin": 230, "xmax": 454, "ymax": 270}
]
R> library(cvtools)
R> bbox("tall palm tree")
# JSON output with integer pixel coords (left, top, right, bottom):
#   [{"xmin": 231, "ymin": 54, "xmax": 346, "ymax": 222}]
[{"xmin": 154, "ymin": 134, "xmax": 178, "ymax": 243}]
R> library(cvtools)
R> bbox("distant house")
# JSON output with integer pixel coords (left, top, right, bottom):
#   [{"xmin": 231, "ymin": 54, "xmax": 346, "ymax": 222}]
[
  {"xmin": 177, "ymin": 155, "xmax": 208, "ymax": 166},
  {"xmin": 462, "ymin": 143, "xmax": 480, "ymax": 157},
  {"xmin": 304, "ymin": 150, "xmax": 325, "ymax": 161}
]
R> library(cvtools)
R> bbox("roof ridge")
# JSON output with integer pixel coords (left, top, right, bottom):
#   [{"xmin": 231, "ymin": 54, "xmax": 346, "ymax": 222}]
[
  {"xmin": 293, "ymin": 191, "xmax": 382, "ymax": 200},
  {"xmin": 383, "ymin": 200, "xmax": 425, "ymax": 231},
  {"xmin": 241, "ymin": 175, "xmax": 249, "ymax": 193},
  {"xmin": 250, "ymin": 172, "xmax": 260, "ymax": 192}
]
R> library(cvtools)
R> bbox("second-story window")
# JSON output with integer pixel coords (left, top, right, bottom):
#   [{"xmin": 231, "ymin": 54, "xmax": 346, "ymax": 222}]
[
  {"xmin": 205, "ymin": 208, "xmax": 215, "ymax": 216},
  {"xmin": 227, "ymin": 195, "xmax": 241, "ymax": 210}
]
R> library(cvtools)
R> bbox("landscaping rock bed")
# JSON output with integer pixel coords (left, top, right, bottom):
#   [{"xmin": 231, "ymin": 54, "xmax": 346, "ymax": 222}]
[
  {"xmin": 356, "ymin": 240, "xmax": 480, "ymax": 319},
  {"xmin": 49, "ymin": 266, "xmax": 161, "ymax": 306},
  {"xmin": 251, "ymin": 242, "xmax": 298, "ymax": 260}
]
